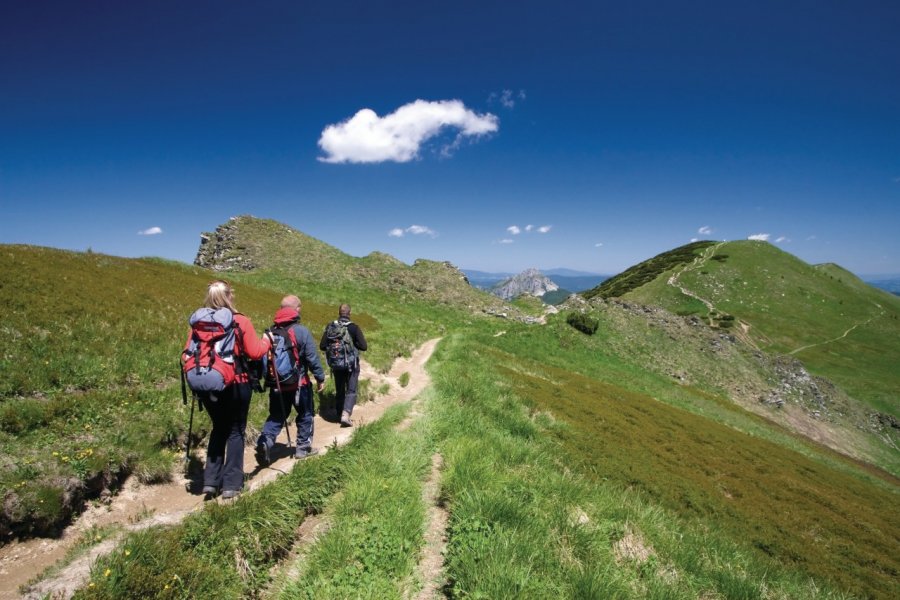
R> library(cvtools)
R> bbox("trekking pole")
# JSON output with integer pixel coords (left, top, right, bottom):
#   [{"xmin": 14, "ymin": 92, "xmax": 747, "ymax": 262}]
[
  {"xmin": 180, "ymin": 361, "xmax": 195, "ymax": 464},
  {"xmin": 267, "ymin": 334, "xmax": 293, "ymax": 449}
]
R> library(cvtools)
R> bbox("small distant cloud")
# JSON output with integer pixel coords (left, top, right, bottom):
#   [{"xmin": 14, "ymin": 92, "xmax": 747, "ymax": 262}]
[
  {"xmin": 690, "ymin": 237, "xmax": 699, "ymax": 242},
  {"xmin": 318, "ymin": 99, "xmax": 498, "ymax": 164},
  {"xmin": 537, "ymin": 225, "xmax": 551, "ymax": 233},
  {"xmin": 507, "ymin": 225, "xmax": 521, "ymax": 235},
  {"xmin": 488, "ymin": 89, "xmax": 526, "ymax": 109},
  {"xmin": 748, "ymin": 233, "xmax": 770, "ymax": 241},
  {"xmin": 775, "ymin": 236, "xmax": 790, "ymax": 243},
  {"xmin": 594, "ymin": 242, "xmax": 603, "ymax": 247},
  {"xmin": 806, "ymin": 235, "xmax": 817, "ymax": 241},
  {"xmin": 138, "ymin": 226, "xmax": 162, "ymax": 236},
  {"xmin": 498, "ymin": 239, "xmax": 514, "ymax": 244},
  {"xmin": 698, "ymin": 226, "xmax": 713, "ymax": 235},
  {"xmin": 388, "ymin": 224, "xmax": 437, "ymax": 238},
  {"xmin": 525, "ymin": 224, "xmax": 534, "ymax": 232}
]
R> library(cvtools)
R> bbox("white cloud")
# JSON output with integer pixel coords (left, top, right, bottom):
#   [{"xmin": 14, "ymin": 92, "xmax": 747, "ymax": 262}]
[
  {"xmin": 594, "ymin": 242, "xmax": 603, "ymax": 247},
  {"xmin": 507, "ymin": 225, "xmax": 521, "ymax": 235},
  {"xmin": 138, "ymin": 226, "xmax": 162, "ymax": 236},
  {"xmin": 318, "ymin": 99, "xmax": 498, "ymax": 164},
  {"xmin": 499, "ymin": 239, "xmax": 514, "ymax": 244},
  {"xmin": 407, "ymin": 224, "xmax": 436, "ymax": 236},
  {"xmin": 698, "ymin": 226, "xmax": 712, "ymax": 235},
  {"xmin": 525, "ymin": 224, "xmax": 534, "ymax": 232},
  {"xmin": 537, "ymin": 225, "xmax": 551, "ymax": 233},
  {"xmin": 748, "ymin": 233, "xmax": 770, "ymax": 241},
  {"xmin": 489, "ymin": 89, "xmax": 526, "ymax": 109},
  {"xmin": 690, "ymin": 237, "xmax": 699, "ymax": 242},
  {"xmin": 390, "ymin": 224, "xmax": 437, "ymax": 238},
  {"xmin": 775, "ymin": 236, "xmax": 790, "ymax": 243}
]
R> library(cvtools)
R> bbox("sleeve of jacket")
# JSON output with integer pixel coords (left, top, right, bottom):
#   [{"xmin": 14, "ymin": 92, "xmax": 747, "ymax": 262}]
[
  {"xmin": 234, "ymin": 314, "xmax": 271, "ymax": 360},
  {"xmin": 319, "ymin": 326, "xmax": 329, "ymax": 352},
  {"xmin": 296, "ymin": 325, "xmax": 326, "ymax": 382},
  {"xmin": 350, "ymin": 323, "xmax": 367, "ymax": 351}
]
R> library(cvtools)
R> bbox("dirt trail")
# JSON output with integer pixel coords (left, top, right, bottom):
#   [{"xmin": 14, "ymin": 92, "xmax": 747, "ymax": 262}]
[
  {"xmin": 788, "ymin": 307, "xmax": 884, "ymax": 356},
  {"xmin": 1, "ymin": 339, "xmax": 440, "ymax": 600}
]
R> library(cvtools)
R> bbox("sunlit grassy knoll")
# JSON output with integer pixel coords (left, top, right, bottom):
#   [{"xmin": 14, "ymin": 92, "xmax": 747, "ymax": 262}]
[
  {"xmin": 582, "ymin": 241, "xmax": 716, "ymax": 300},
  {"xmin": 430, "ymin": 334, "xmax": 853, "ymax": 599},
  {"xmin": 0, "ymin": 244, "xmax": 350, "ymax": 539},
  {"xmin": 625, "ymin": 241, "xmax": 900, "ymax": 416}
]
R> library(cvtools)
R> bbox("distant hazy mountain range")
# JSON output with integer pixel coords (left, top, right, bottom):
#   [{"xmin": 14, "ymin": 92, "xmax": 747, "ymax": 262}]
[
  {"xmin": 863, "ymin": 275, "xmax": 900, "ymax": 295},
  {"xmin": 463, "ymin": 268, "xmax": 608, "ymax": 296}
]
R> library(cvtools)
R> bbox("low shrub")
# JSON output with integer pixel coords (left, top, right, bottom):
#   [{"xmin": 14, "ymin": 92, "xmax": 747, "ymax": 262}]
[{"xmin": 566, "ymin": 313, "xmax": 599, "ymax": 335}]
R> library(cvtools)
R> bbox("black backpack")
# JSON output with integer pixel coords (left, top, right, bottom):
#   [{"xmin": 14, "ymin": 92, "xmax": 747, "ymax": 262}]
[{"xmin": 323, "ymin": 320, "xmax": 357, "ymax": 371}]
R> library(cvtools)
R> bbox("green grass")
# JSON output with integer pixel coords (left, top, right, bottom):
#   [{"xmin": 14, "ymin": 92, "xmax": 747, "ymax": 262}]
[
  {"xmin": 623, "ymin": 240, "xmax": 900, "ymax": 417},
  {"xmin": 429, "ymin": 333, "xmax": 859, "ymax": 599},
  {"xmin": 72, "ymin": 412, "xmax": 404, "ymax": 599},
  {"xmin": 0, "ymin": 244, "xmax": 348, "ymax": 538},
  {"xmin": 277, "ymin": 403, "xmax": 430, "ymax": 599},
  {"xmin": 7, "ymin": 229, "xmax": 900, "ymax": 600}
]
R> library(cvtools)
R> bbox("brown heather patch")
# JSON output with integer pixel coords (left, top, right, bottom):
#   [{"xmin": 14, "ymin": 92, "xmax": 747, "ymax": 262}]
[{"xmin": 496, "ymin": 358, "xmax": 900, "ymax": 600}]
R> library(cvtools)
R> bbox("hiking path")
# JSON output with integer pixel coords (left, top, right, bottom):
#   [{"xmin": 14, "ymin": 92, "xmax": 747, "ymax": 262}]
[{"xmin": 1, "ymin": 338, "xmax": 440, "ymax": 600}]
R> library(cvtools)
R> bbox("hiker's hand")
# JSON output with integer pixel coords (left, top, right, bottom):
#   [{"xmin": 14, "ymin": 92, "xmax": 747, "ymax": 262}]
[{"xmin": 316, "ymin": 380, "xmax": 325, "ymax": 393}]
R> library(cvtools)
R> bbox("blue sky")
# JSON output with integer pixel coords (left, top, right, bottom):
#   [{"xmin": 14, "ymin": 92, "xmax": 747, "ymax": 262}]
[{"xmin": 1, "ymin": 1, "xmax": 898, "ymax": 275}]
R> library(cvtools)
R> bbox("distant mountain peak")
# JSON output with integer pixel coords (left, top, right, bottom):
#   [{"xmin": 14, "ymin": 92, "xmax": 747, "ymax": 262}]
[{"xmin": 491, "ymin": 268, "xmax": 559, "ymax": 300}]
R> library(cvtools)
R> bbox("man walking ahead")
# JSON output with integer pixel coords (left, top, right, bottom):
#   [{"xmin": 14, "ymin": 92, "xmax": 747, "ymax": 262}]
[
  {"xmin": 320, "ymin": 303, "xmax": 367, "ymax": 427},
  {"xmin": 256, "ymin": 295, "xmax": 326, "ymax": 464}
]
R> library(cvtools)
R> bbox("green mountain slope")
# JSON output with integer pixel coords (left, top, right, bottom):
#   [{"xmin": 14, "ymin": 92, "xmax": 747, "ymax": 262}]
[
  {"xmin": 196, "ymin": 215, "xmax": 504, "ymax": 315},
  {"xmin": 614, "ymin": 240, "xmax": 900, "ymax": 419}
]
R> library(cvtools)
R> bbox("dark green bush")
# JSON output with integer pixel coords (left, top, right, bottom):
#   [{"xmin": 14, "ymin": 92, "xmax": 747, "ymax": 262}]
[{"xmin": 566, "ymin": 313, "xmax": 599, "ymax": 335}]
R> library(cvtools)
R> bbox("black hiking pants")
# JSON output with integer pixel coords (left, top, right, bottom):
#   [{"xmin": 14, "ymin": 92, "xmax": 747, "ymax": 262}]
[
  {"xmin": 333, "ymin": 365, "xmax": 359, "ymax": 415},
  {"xmin": 201, "ymin": 382, "xmax": 251, "ymax": 492}
]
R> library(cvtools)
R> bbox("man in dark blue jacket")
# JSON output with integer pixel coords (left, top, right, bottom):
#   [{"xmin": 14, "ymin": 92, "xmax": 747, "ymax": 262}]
[
  {"xmin": 256, "ymin": 296, "xmax": 326, "ymax": 464},
  {"xmin": 320, "ymin": 303, "xmax": 367, "ymax": 427}
]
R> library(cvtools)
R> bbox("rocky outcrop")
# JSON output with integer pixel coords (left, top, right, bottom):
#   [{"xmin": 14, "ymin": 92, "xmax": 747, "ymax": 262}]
[
  {"xmin": 491, "ymin": 268, "xmax": 558, "ymax": 300},
  {"xmin": 194, "ymin": 216, "xmax": 258, "ymax": 271}
]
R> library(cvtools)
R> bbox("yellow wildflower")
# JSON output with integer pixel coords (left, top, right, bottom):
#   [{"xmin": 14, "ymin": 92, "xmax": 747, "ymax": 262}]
[{"xmin": 104, "ymin": 568, "xmax": 111, "ymax": 577}]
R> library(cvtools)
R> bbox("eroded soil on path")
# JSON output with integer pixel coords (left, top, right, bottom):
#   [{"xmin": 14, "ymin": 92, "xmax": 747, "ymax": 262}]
[{"xmin": 1, "ymin": 339, "xmax": 440, "ymax": 600}]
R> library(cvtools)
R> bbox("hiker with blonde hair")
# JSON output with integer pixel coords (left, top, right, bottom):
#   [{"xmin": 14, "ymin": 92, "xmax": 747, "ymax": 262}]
[{"xmin": 183, "ymin": 280, "xmax": 270, "ymax": 500}]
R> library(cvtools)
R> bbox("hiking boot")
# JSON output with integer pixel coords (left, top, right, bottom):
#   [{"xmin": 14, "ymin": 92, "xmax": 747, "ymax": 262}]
[
  {"xmin": 221, "ymin": 489, "xmax": 241, "ymax": 500},
  {"xmin": 255, "ymin": 439, "xmax": 271, "ymax": 467},
  {"xmin": 202, "ymin": 485, "xmax": 218, "ymax": 499},
  {"xmin": 295, "ymin": 446, "xmax": 320, "ymax": 459},
  {"xmin": 340, "ymin": 410, "xmax": 352, "ymax": 427}
]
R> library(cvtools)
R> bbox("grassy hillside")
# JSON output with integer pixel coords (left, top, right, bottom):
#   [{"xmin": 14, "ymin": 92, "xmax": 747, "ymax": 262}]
[
  {"xmin": 197, "ymin": 215, "xmax": 505, "ymax": 318},
  {"xmin": 7, "ymin": 228, "xmax": 900, "ymax": 600},
  {"xmin": 0, "ymin": 245, "xmax": 344, "ymax": 539},
  {"xmin": 620, "ymin": 241, "xmax": 900, "ymax": 418},
  {"xmin": 75, "ymin": 325, "xmax": 898, "ymax": 600}
]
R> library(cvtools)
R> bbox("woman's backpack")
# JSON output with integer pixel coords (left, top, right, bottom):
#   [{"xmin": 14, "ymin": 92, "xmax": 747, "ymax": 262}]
[{"xmin": 182, "ymin": 307, "xmax": 238, "ymax": 392}]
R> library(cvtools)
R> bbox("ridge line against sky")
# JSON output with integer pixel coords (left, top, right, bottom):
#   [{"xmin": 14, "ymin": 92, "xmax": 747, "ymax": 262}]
[{"xmin": 1, "ymin": 1, "xmax": 898, "ymax": 275}]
